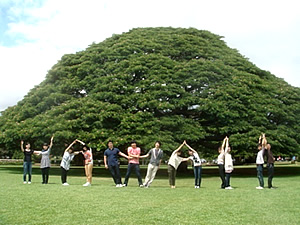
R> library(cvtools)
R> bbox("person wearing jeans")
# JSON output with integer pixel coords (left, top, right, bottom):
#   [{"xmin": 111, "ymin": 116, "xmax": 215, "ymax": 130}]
[
  {"xmin": 184, "ymin": 141, "xmax": 202, "ymax": 188},
  {"xmin": 224, "ymin": 137, "xmax": 234, "ymax": 190},
  {"xmin": 256, "ymin": 134, "xmax": 266, "ymax": 189},
  {"xmin": 104, "ymin": 140, "xmax": 131, "ymax": 187},
  {"xmin": 21, "ymin": 141, "xmax": 39, "ymax": 184},
  {"xmin": 140, "ymin": 141, "xmax": 164, "ymax": 188},
  {"xmin": 123, "ymin": 141, "xmax": 143, "ymax": 187}
]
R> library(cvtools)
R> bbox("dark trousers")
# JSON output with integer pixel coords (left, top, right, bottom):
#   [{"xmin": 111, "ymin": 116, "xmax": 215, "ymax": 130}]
[
  {"xmin": 124, "ymin": 163, "xmax": 142, "ymax": 186},
  {"xmin": 168, "ymin": 165, "xmax": 176, "ymax": 186},
  {"xmin": 218, "ymin": 164, "xmax": 225, "ymax": 188},
  {"xmin": 108, "ymin": 165, "xmax": 122, "ymax": 185},
  {"xmin": 257, "ymin": 164, "xmax": 264, "ymax": 187},
  {"xmin": 193, "ymin": 166, "xmax": 202, "ymax": 187},
  {"xmin": 61, "ymin": 167, "xmax": 68, "ymax": 184},
  {"xmin": 41, "ymin": 167, "xmax": 50, "ymax": 184},
  {"xmin": 267, "ymin": 163, "xmax": 274, "ymax": 188},
  {"xmin": 225, "ymin": 172, "xmax": 231, "ymax": 187}
]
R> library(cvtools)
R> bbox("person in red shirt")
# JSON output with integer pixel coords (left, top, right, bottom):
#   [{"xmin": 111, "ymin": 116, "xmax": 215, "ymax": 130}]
[
  {"xmin": 77, "ymin": 139, "xmax": 93, "ymax": 187},
  {"xmin": 123, "ymin": 140, "xmax": 143, "ymax": 187}
]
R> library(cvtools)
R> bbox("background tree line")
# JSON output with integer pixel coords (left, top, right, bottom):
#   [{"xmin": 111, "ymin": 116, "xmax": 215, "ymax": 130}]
[{"xmin": 0, "ymin": 27, "xmax": 299, "ymax": 161}]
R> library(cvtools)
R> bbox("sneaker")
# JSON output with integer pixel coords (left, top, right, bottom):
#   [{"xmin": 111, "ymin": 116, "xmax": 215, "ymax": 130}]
[
  {"xmin": 195, "ymin": 186, "xmax": 198, "ymax": 188},
  {"xmin": 256, "ymin": 186, "xmax": 264, "ymax": 189},
  {"xmin": 225, "ymin": 186, "xmax": 233, "ymax": 190},
  {"xmin": 197, "ymin": 186, "xmax": 200, "ymax": 189},
  {"xmin": 63, "ymin": 183, "xmax": 69, "ymax": 186},
  {"xmin": 83, "ymin": 182, "xmax": 91, "ymax": 187},
  {"xmin": 122, "ymin": 184, "xmax": 127, "ymax": 187},
  {"xmin": 139, "ymin": 184, "xmax": 144, "ymax": 188},
  {"xmin": 28, "ymin": 182, "xmax": 31, "ymax": 184},
  {"xmin": 23, "ymin": 181, "xmax": 27, "ymax": 184},
  {"xmin": 116, "ymin": 184, "xmax": 123, "ymax": 187}
]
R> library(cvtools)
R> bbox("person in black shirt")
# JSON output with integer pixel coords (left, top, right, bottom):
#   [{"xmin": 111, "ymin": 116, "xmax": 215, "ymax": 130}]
[{"xmin": 21, "ymin": 141, "xmax": 39, "ymax": 184}]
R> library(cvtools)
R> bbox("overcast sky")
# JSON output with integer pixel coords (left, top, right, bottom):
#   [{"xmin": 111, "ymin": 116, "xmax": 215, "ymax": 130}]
[{"xmin": 0, "ymin": 0, "xmax": 299, "ymax": 112}]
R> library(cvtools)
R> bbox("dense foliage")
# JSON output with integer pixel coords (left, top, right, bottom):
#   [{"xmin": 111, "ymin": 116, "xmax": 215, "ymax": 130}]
[{"xmin": 0, "ymin": 27, "xmax": 299, "ymax": 159}]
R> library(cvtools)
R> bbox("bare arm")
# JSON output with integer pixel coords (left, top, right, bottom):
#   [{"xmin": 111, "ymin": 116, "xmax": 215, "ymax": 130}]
[
  {"xmin": 104, "ymin": 155, "xmax": 108, "ymax": 169},
  {"xmin": 118, "ymin": 152, "xmax": 133, "ymax": 159},
  {"xmin": 184, "ymin": 142, "xmax": 197, "ymax": 153},
  {"xmin": 20, "ymin": 141, "xmax": 24, "ymax": 152},
  {"xmin": 221, "ymin": 137, "xmax": 227, "ymax": 152},
  {"xmin": 49, "ymin": 135, "xmax": 54, "ymax": 148},
  {"xmin": 224, "ymin": 137, "xmax": 229, "ymax": 153},
  {"xmin": 262, "ymin": 133, "xmax": 267, "ymax": 148},
  {"xmin": 139, "ymin": 153, "xmax": 149, "ymax": 159},
  {"xmin": 76, "ymin": 139, "xmax": 85, "ymax": 145},
  {"xmin": 65, "ymin": 140, "xmax": 76, "ymax": 152}
]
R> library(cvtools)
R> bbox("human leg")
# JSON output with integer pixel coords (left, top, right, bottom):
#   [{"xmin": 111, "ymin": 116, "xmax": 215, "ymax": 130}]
[
  {"xmin": 124, "ymin": 163, "xmax": 134, "ymax": 186},
  {"xmin": 256, "ymin": 164, "xmax": 264, "ymax": 187},
  {"xmin": 168, "ymin": 165, "xmax": 176, "ymax": 187},
  {"xmin": 267, "ymin": 163, "xmax": 274, "ymax": 188},
  {"xmin": 218, "ymin": 164, "xmax": 225, "ymax": 188},
  {"xmin": 134, "ymin": 164, "xmax": 143, "ymax": 185},
  {"xmin": 108, "ymin": 165, "xmax": 117, "ymax": 184},
  {"xmin": 147, "ymin": 165, "xmax": 159, "ymax": 187},
  {"xmin": 61, "ymin": 167, "xmax": 68, "ymax": 184},
  {"xmin": 23, "ymin": 162, "xmax": 28, "ymax": 182},
  {"xmin": 225, "ymin": 172, "xmax": 231, "ymax": 187}
]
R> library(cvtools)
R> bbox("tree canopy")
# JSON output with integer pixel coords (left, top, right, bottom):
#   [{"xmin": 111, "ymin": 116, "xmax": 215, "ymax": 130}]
[{"xmin": 0, "ymin": 27, "xmax": 299, "ymax": 159}]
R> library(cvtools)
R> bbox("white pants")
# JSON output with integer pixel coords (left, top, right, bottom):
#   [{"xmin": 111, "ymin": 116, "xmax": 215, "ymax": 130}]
[{"xmin": 144, "ymin": 164, "xmax": 159, "ymax": 187}]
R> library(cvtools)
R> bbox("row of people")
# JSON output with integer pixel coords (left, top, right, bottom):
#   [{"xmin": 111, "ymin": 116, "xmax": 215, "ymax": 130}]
[{"xmin": 20, "ymin": 136, "xmax": 275, "ymax": 189}]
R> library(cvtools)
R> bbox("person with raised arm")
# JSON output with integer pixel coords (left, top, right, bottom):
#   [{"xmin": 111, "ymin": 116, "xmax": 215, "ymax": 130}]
[
  {"xmin": 60, "ymin": 140, "xmax": 81, "ymax": 186},
  {"xmin": 104, "ymin": 140, "xmax": 131, "ymax": 187},
  {"xmin": 139, "ymin": 141, "xmax": 164, "ymax": 188},
  {"xmin": 20, "ymin": 141, "xmax": 40, "ymax": 184},
  {"xmin": 184, "ymin": 140, "xmax": 202, "ymax": 188},
  {"xmin": 77, "ymin": 139, "xmax": 93, "ymax": 187},
  {"xmin": 224, "ymin": 137, "xmax": 234, "ymax": 189},
  {"xmin": 167, "ymin": 142, "xmax": 189, "ymax": 189},
  {"xmin": 217, "ymin": 137, "xmax": 226, "ymax": 189},
  {"xmin": 256, "ymin": 134, "xmax": 266, "ymax": 189},
  {"xmin": 265, "ymin": 136, "xmax": 276, "ymax": 189},
  {"xmin": 35, "ymin": 136, "xmax": 54, "ymax": 184},
  {"xmin": 123, "ymin": 140, "xmax": 143, "ymax": 187}
]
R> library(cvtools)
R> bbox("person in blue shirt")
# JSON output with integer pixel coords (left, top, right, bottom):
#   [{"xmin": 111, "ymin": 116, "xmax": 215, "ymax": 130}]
[{"xmin": 104, "ymin": 140, "xmax": 131, "ymax": 187}]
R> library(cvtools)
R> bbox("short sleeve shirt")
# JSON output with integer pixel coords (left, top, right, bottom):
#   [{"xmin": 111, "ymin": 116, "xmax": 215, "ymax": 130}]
[
  {"xmin": 189, "ymin": 152, "xmax": 201, "ymax": 167},
  {"xmin": 104, "ymin": 148, "xmax": 120, "ymax": 166},
  {"xmin": 24, "ymin": 150, "xmax": 34, "ymax": 163},
  {"xmin": 128, "ymin": 147, "xmax": 140, "ymax": 164}
]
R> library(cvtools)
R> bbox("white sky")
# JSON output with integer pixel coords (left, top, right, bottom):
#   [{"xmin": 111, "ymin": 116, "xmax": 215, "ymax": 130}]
[{"xmin": 0, "ymin": 0, "xmax": 299, "ymax": 112}]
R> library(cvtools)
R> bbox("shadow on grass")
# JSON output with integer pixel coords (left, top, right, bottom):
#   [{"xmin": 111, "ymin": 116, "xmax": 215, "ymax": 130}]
[{"xmin": 1, "ymin": 164, "xmax": 299, "ymax": 178}]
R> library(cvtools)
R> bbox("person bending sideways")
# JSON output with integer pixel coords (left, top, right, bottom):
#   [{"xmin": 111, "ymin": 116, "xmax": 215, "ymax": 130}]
[
  {"xmin": 167, "ymin": 142, "xmax": 189, "ymax": 189},
  {"xmin": 60, "ymin": 140, "xmax": 81, "ymax": 186}
]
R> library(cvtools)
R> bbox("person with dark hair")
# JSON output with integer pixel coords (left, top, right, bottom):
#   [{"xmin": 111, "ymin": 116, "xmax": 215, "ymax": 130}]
[
  {"xmin": 60, "ymin": 140, "xmax": 81, "ymax": 186},
  {"xmin": 184, "ymin": 140, "xmax": 202, "ymax": 188},
  {"xmin": 35, "ymin": 136, "xmax": 54, "ymax": 184},
  {"xmin": 217, "ymin": 137, "xmax": 226, "ymax": 189},
  {"xmin": 167, "ymin": 142, "xmax": 189, "ymax": 188},
  {"xmin": 77, "ymin": 139, "xmax": 93, "ymax": 186},
  {"xmin": 265, "ymin": 142, "xmax": 275, "ymax": 189},
  {"xmin": 104, "ymin": 140, "xmax": 131, "ymax": 187},
  {"xmin": 256, "ymin": 134, "xmax": 266, "ymax": 189},
  {"xmin": 123, "ymin": 141, "xmax": 143, "ymax": 187},
  {"xmin": 20, "ymin": 141, "xmax": 40, "ymax": 184},
  {"xmin": 139, "ymin": 141, "xmax": 163, "ymax": 188},
  {"xmin": 224, "ymin": 137, "xmax": 234, "ymax": 189}
]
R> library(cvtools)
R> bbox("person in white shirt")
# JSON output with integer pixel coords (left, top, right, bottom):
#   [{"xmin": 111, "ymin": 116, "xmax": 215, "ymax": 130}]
[
  {"xmin": 60, "ymin": 140, "xmax": 81, "ymax": 186},
  {"xmin": 167, "ymin": 142, "xmax": 189, "ymax": 188},
  {"xmin": 224, "ymin": 137, "xmax": 234, "ymax": 189},
  {"xmin": 256, "ymin": 134, "xmax": 267, "ymax": 189},
  {"xmin": 217, "ymin": 137, "xmax": 227, "ymax": 189},
  {"xmin": 184, "ymin": 141, "xmax": 202, "ymax": 188}
]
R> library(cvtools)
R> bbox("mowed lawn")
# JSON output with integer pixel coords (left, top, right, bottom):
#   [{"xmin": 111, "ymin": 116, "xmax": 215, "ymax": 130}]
[{"xmin": 0, "ymin": 164, "xmax": 299, "ymax": 225}]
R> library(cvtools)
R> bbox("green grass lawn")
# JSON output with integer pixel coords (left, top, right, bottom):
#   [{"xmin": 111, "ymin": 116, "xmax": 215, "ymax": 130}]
[{"xmin": 0, "ymin": 164, "xmax": 299, "ymax": 225}]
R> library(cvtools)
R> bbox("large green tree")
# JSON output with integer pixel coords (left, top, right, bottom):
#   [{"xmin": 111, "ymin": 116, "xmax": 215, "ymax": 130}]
[{"xmin": 0, "ymin": 27, "xmax": 299, "ymax": 159}]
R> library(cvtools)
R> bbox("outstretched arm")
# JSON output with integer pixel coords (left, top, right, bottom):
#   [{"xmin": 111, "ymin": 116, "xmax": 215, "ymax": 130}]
[
  {"xmin": 65, "ymin": 140, "xmax": 76, "ymax": 152},
  {"xmin": 20, "ymin": 141, "xmax": 24, "ymax": 152},
  {"xmin": 224, "ymin": 137, "xmax": 229, "ymax": 153},
  {"xmin": 184, "ymin": 141, "xmax": 197, "ymax": 153},
  {"xmin": 262, "ymin": 133, "xmax": 267, "ymax": 148},
  {"xmin": 221, "ymin": 137, "xmax": 227, "ymax": 152},
  {"xmin": 174, "ymin": 142, "xmax": 185, "ymax": 153},
  {"xmin": 139, "ymin": 153, "xmax": 149, "ymax": 159},
  {"xmin": 76, "ymin": 139, "xmax": 85, "ymax": 145},
  {"xmin": 49, "ymin": 135, "xmax": 54, "ymax": 148},
  {"xmin": 118, "ymin": 152, "xmax": 133, "ymax": 159}
]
